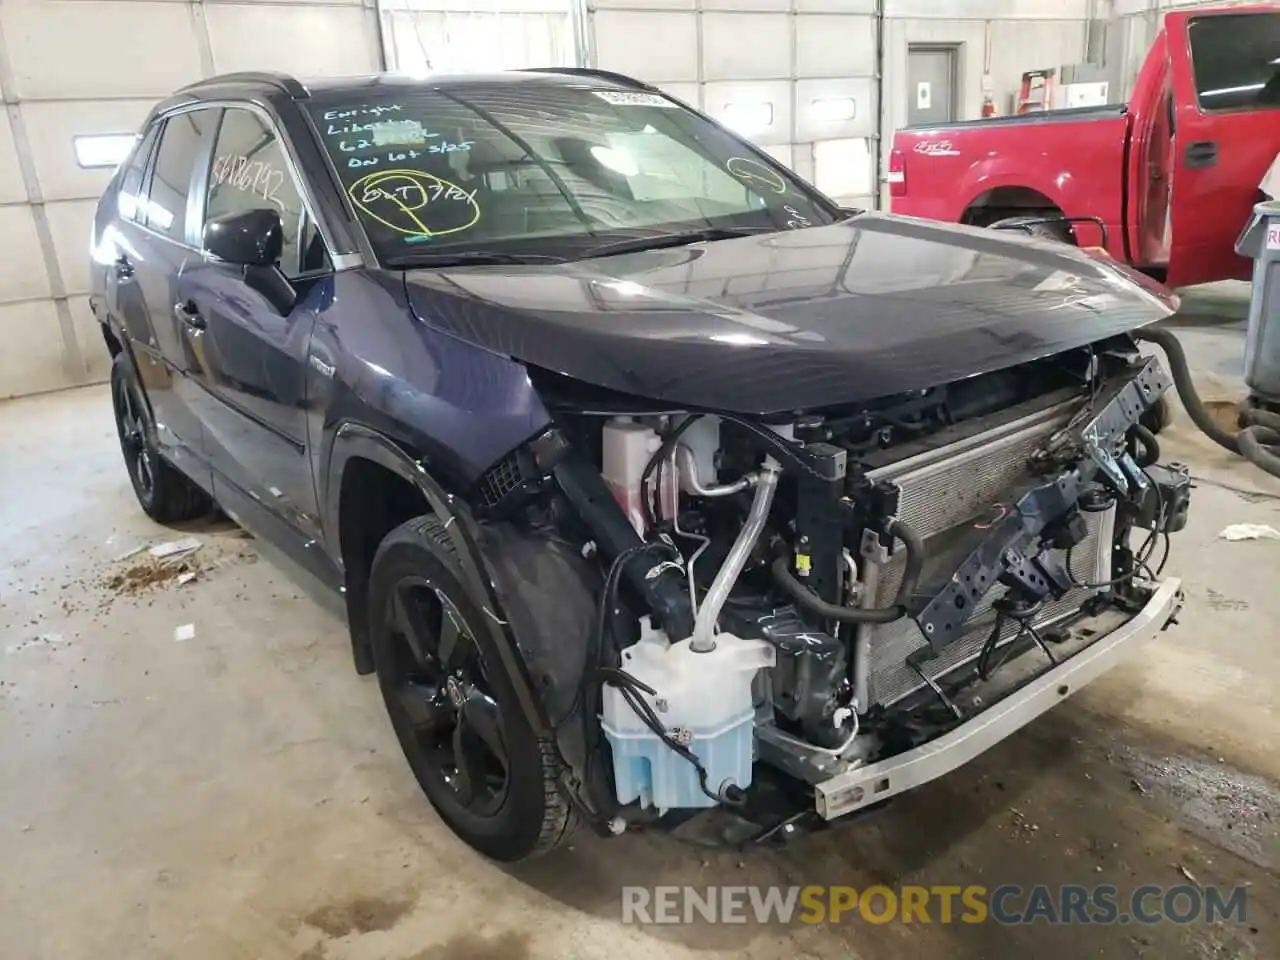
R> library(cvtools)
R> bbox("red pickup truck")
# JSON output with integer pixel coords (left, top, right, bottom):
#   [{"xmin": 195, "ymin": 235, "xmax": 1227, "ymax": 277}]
[{"xmin": 890, "ymin": 4, "xmax": 1280, "ymax": 289}]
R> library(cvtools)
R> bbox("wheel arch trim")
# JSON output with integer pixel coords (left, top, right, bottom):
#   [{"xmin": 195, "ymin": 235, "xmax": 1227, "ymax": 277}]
[{"xmin": 325, "ymin": 421, "xmax": 553, "ymax": 737}]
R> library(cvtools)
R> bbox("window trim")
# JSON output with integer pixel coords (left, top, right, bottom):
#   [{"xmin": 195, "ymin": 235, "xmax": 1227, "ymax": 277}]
[
  {"xmin": 1186, "ymin": 12, "xmax": 1280, "ymax": 115},
  {"xmin": 118, "ymin": 123, "xmax": 162, "ymax": 225},
  {"xmin": 136, "ymin": 107, "xmax": 221, "ymax": 247}
]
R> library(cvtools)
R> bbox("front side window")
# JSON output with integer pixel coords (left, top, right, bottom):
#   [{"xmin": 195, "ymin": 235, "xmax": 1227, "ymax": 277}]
[
  {"xmin": 205, "ymin": 108, "xmax": 313, "ymax": 274},
  {"xmin": 305, "ymin": 84, "xmax": 837, "ymax": 264},
  {"xmin": 1188, "ymin": 13, "xmax": 1280, "ymax": 112},
  {"xmin": 146, "ymin": 108, "xmax": 218, "ymax": 241}
]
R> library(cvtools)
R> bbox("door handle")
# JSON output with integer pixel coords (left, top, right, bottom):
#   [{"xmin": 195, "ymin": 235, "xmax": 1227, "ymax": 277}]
[
  {"xmin": 1184, "ymin": 140, "xmax": 1218, "ymax": 168},
  {"xmin": 113, "ymin": 256, "xmax": 134, "ymax": 281},
  {"xmin": 174, "ymin": 300, "xmax": 206, "ymax": 331}
]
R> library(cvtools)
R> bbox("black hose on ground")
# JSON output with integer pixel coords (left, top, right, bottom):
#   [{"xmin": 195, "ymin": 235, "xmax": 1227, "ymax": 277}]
[
  {"xmin": 1134, "ymin": 326, "xmax": 1280, "ymax": 480},
  {"xmin": 772, "ymin": 517, "xmax": 924, "ymax": 624}
]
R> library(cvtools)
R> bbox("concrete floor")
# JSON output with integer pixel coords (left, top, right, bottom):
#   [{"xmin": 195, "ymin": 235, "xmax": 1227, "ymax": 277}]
[{"xmin": 3, "ymin": 307, "xmax": 1279, "ymax": 959}]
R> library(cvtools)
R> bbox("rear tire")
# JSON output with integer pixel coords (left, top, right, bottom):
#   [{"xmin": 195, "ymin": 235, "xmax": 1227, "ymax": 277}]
[
  {"xmin": 110, "ymin": 352, "xmax": 211, "ymax": 523},
  {"xmin": 367, "ymin": 515, "xmax": 576, "ymax": 861}
]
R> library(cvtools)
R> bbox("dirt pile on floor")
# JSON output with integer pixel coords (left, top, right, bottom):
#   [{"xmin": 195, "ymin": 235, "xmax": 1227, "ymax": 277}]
[{"xmin": 101, "ymin": 556, "xmax": 201, "ymax": 597}]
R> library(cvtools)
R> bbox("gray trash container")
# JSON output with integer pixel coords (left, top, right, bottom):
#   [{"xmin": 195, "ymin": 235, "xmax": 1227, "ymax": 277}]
[{"xmin": 1236, "ymin": 199, "xmax": 1280, "ymax": 404}]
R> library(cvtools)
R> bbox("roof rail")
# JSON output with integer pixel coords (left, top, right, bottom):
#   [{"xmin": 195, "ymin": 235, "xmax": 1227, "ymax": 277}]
[
  {"xmin": 178, "ymin": 71, "xmax": 309, "ymax": 99},
  {"xmin": 520, "ymin": 67, "xmax": 656, "ymax": 92}
]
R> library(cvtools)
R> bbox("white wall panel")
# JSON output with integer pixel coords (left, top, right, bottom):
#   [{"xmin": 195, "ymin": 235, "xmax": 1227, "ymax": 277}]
[
  {"xmin": 797, "ymin": 0, "xmax": 874, "ymax": 12},
  {"xmin": 795, "ymin": 77, "xmax": 876, "ymax": 141},
  {"xmin": 0, "ymin": 0, "xmax": 386, "ymax": 398},
  {"xmin": 0, "ymin": 205, "xmax": 52, "ymax": 302},
  {"xmin": 703, "ymin": 79, "xmax": 793, "ymax": 146},
  {"xmin": 593, "ymin": 12, "xmax": 698, "ymax": 81},
  {"xmin": 795, "ymin": 15, "xmax": 876, "ymax": 79},
  {"xmin": 20, "ymin": 100, "xmax": 153, "ymax": 202},
  {"xmin": 591, "ymin": 0, "xmax": 694, "ymax": 7},
  {"xmin": 988, "ymin": 20, "xmax": 1089, "ymax": 113},
  {"xmin": 206, "ymin": 4, "xmax": 378, "ymax": 76},
  {"xmin": 0, "ymin": 301, "xmax": 66, "ymax": 399},
  {"xmin": 70, "ymin": 296, "xmax": 111, "ymax": 384},
  {"xmin": 658, "ymin": 82, "xmax": 702, "ymax": 109},
  {"xmin": 45, "ymin": 201, "xmax": 99, "ymax": 298},
  {"xmin": 2, "ymin": 1, "xmax": 203, "ymax": 99},
  {"xmin": 703, "ymin": 14, "xmax": 790, "ymax": 81},
  {"xmin": 703, "ymin": 0, "xmax": 787, "ymax": 10},
  {"xmin": 885, "ymin": 0, "xmax": 1090, "ymax": 18},
  {"xmin": 0, "ymin": 114, "xmax": 25, "ymax": 205},
  {"xmin": 383, "ymin": 9, "xmax": 573, "ymax": 74}
]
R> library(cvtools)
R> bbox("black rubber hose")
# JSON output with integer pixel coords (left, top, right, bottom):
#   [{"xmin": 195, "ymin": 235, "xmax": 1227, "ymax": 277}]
[
  {"xmin": 771, "ymin": 517, "xmax": 924, "ymax": 624},
  {"xmin": 1130, "ymin": 422, "xmax": 1160, "ymax": 468},
  {"xmin": 1134, "ymin": 326, "xmax": 1280, "ymax": 480}
]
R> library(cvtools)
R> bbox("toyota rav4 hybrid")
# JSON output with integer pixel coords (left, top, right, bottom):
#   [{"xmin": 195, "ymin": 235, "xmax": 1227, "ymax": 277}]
[{"xmin": 92, "ymin": 69, "xmax": 1189, "ymax": 861}]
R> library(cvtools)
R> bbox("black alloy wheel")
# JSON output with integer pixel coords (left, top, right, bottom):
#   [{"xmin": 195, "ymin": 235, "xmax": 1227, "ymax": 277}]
[
  {"xmin": 381, "ymin": 573, "xmax": 511, "ymax": 818},
  {"xmin": 109, "ymin": 352, "xmax": 210, "ymax": 522},
  {"xmin": 114, "ymin": 365, "xmax": 155, "ymax": 503},
  {"xmin": 367, "ymin": 516, "xmax": 575, "ymax": 860}
]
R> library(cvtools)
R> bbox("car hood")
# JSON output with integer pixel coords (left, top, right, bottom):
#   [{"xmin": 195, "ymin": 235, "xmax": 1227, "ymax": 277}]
[{"xmin": 402, "ymin": 213, "xmax": 1178, "ymax": 415}]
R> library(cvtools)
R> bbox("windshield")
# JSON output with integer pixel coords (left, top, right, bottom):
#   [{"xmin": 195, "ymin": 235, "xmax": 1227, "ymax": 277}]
[{"xmin": 305, "ymin": 82, "xmax": 839, "ymax": 265}]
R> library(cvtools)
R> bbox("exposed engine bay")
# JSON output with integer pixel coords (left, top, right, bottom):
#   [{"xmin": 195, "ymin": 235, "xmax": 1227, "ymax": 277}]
[{"xmin": 477, "ymin": 333, "xmax": 1188, "ymax": 831}]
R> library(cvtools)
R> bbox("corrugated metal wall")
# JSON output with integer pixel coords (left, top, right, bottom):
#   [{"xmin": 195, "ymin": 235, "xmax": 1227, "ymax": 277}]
[
  {"xmin": 1108, "ymin": 0, "xmax": 1257, "ymax": 98},
  {"xmin": 0, "ymin": 0, "xmax": 382, "ymax": 401},
  {"xmin": 587, "ymin": 0, "xmax": 880, "ymax": 210}
]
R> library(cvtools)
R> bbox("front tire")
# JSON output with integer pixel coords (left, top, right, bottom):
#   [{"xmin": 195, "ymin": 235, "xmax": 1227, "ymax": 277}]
[
  {"xmin": 110, "ymin": 352, "xmax": 211, "ymax": 523},
  {"xmin": 367, "ymin": 515, "xmax": 576, "ymax": 861}
]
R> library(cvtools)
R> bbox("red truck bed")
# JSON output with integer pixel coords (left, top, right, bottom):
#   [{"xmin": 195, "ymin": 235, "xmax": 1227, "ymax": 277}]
[{"xmin": 890, "ymin": 5, "xmax": 1280, "ymax": 289}]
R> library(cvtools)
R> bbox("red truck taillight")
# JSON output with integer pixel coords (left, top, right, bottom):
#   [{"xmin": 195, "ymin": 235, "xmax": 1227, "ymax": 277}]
[{"xmin": 887, "ymin": 149, "xmax": 906, "ymax": 198}]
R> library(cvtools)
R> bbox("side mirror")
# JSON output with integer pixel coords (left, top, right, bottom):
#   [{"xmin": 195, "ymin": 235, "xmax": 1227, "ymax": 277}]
[{"xmin": 204, "ymin": 208, "xmax": 283, "ymax": 267}]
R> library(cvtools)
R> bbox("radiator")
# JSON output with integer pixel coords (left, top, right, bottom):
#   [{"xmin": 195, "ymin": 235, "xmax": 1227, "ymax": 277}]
[{"xmin": 863, "ymin": 402, "xmax": 1114, "ymax": 708}]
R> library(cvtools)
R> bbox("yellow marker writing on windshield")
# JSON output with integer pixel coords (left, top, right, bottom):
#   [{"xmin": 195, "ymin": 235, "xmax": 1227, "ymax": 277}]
[{"xmin": 348, "ymin": 168, "xmax": 480, "ymax": 239}]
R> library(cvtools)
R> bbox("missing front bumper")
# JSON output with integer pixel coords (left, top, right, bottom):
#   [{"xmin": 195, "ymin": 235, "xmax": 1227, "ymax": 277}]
[{"xmin": 814, "ymin": 576, "xmax": 1183, "ymax": 820}]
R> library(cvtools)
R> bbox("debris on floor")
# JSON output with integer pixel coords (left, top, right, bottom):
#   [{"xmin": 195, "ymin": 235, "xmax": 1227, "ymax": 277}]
[
  {"xmin": 101, "ymin": 556, "xmax": 203, "ymax": 597},
  {"xmin": 173, "ymin": 624, "xmax": 195, "ymax": 642},
  {"xmin": 148, "ymin": 537, "xmax": 202, "ymax": 559},
  {"xmin": 111, "ymin": 543, "xmax": 149, "ymax": 563},
  {"xmin": 1218, "ymin": 523, "xmax": 1280, "ymax": 541}
]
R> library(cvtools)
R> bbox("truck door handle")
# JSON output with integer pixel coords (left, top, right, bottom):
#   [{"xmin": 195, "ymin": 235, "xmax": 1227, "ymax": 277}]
[
  {"xmin": 1184, "ymin": 140, "xmax": 1218, "ymax": 168},
  {"xmin": 114, "ymin": 255, "xmax": 134, "ymax": 281},
  {"xmin": 174, "ymin": 300, "xmax": 206, "ymax": 331}
]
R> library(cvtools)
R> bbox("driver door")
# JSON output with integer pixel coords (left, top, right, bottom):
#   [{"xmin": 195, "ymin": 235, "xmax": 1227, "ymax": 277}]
[{"xmin": 176, "ymin": 105, "xmax": 332, "ymax": 543}]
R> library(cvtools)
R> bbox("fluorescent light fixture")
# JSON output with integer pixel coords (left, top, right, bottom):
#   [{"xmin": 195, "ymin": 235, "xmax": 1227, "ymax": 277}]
[
  {"xmin": 810, "ymin": 97, "xmax": 856, "ymax": 123},
  {"xmin": 74, "ymin": 133, "xmax": 136, "ymax": 169},
  {"xmin": 720, "ymin": 101, "xmax": 774, "ymax": 136},
  {"xmin": 1201, "ymin": 82, "xmax": 1264, "ymax": 97}
]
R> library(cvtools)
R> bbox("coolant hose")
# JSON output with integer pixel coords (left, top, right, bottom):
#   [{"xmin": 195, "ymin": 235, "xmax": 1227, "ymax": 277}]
[
  {"xmin": 688, "ymin": 458, "xmax": 782, "ymax": 652},
  {"xmin": 1134, "ymin": 326, "xmax": 1280, "ymax": 479},
  {"xmin": 1131, "ymin": 422, "xmax": 1160, "ymax": 468},
  {"xmin": 771, "ymin": 517, "xmax": 925, "ymax": 625}
]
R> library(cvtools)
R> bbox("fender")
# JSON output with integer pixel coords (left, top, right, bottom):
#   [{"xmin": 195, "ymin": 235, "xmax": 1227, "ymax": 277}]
[
  {"xmin": 324, "ymin": 422, "xmax": 554, "ymax": 738},
  {"xmin": 957, "ymin": 161, "xmax": 1071, "ymax": 223}
]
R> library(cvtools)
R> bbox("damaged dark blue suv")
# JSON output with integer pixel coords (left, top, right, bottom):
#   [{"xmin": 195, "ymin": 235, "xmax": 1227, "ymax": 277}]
[{"xmin": 92, "ymin": 69, "xmax": 1186, "ymax": 861}]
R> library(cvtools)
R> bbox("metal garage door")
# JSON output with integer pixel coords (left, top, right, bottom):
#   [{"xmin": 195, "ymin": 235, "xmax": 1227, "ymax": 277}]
[{"xmin": 0, "ymin": 0, "xmax": 383, "ymax": 400}]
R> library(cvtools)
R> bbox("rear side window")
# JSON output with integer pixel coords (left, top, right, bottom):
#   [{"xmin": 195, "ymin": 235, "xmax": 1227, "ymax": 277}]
[
  {"xmin": 206, "ymin": 107, "xmax": 315, "ymax": 276},
  {"xmin": 116, "ymin": 124, "xmax": 160, "ymax": 222},
  {"xmin": 1188, "ymin": 13, "xmax": 1280, "ymax": 112},
  {"xmin": 146, "ymin": 108, "xmax": 218, "ymax": 241}
]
